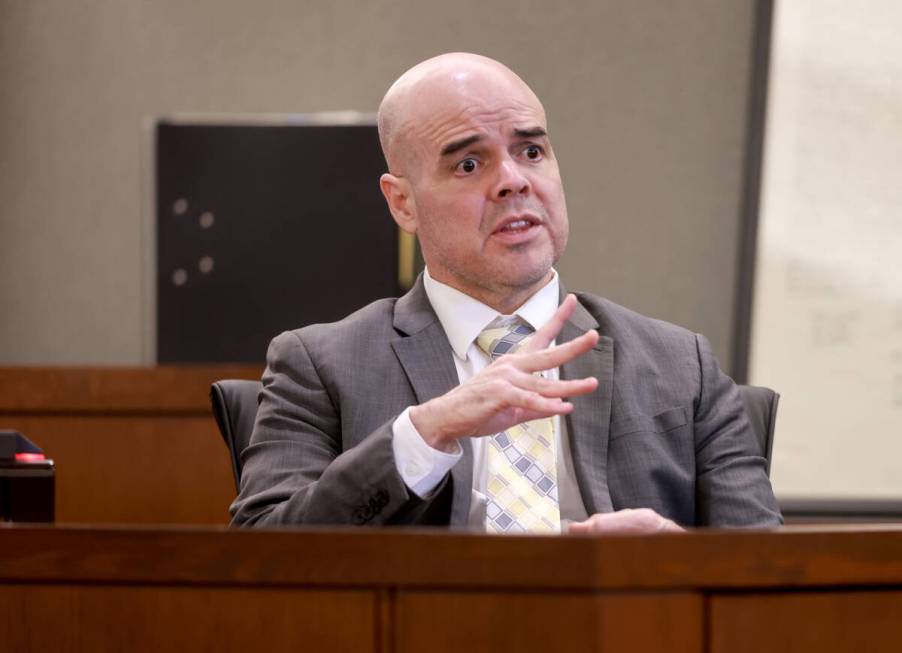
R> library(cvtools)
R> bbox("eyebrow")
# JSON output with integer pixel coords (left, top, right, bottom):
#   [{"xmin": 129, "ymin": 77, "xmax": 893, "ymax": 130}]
[
  {"xmin": 440, "ymin": 134, "xmax": 482, "ymax": 157},
  {"xmin": 513, "ymin": 127, "xmax": 547, "ymax": 139},
  {"xmin": 438, "ymin": 127, "xmax": 549, "ymax": 158}
]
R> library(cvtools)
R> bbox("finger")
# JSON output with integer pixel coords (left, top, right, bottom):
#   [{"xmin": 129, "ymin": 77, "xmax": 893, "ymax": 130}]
[
  {"xmin": 516, "ymin": 328, "xmax": 599, "ymax": 374},
  {"xmin": 567, "ymin": 509, "xmax": 683, "ymax": 534},
  {"xmin": 520, "ymin": 294, "xmax": 578, "ymax": 352},
  {"xmin": 505, "ymin": 368, "xmax": 598, "ymax": 398},
  {"xmin": 500, "ymin": 384, "xmax": 576, "ymax": 417},
  {"xmin": 567, "ymin": 513, "xmax": 608, "ymax": 534},
  {"xmin": 659, "ymin": 519, "xmax": 686, "ymax": 533},
  {"xmin": 568, "ymin": 512, "xmax": 634, "ymax": 534}
]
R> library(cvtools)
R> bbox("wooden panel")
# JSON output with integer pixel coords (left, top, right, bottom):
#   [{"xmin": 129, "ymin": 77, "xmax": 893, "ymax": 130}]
[
  {"xmin": 395, "ymin": 591, "xmax": 702, "ymax": 653},
  {"xmin": 3, "ymin": 526, "xmax": 902, "ymax": 592},
  {"xmin": 0, "ymin": 365, "xmax": 261, "ymax": 412},
  {"xmin": 710, "ymin": 591, "xmax": 902, "ymax": 653},
  {"xmin": 0, "ymin": 584, "xmax": 375, "ymax": 653},
  {"xmin": 1, "ymin": 527, "xmax": 902, "ymax": 652},
  {"xmin": 4, "ymin": 415, "xmax": 234, "ymax": 524},
  {"xmin": 0, "ymin": 366, "xmax": 261, "ymax": 524}
]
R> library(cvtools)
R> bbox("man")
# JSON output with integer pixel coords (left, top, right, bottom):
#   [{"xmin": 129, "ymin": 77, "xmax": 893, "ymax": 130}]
[{"xmin": 230, "ymin": 53, "xmax": 782, "ymax": 533}]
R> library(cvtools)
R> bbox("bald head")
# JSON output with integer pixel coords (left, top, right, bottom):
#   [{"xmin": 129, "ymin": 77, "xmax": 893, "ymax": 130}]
[
  {"xmin": 376, "ymin": 53, "xmax": 568, "ymax": 312},
  {"xmin": 377, "ymin": 53, "xmax": 545, "ymax": 175}
]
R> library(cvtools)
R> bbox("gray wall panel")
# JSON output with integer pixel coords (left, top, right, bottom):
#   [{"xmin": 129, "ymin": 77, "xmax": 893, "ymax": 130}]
[{"xmin": 0, "ymin": 0, "xmax": 759, "ymax": 368}]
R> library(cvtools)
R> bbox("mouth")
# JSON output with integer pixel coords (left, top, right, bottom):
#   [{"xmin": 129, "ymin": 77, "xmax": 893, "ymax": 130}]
[
  {"xmin": 492, "ymin": 214, "xmax": 541, "ymax": 235},
  {"xmin": 489, "ymin": 214, "xmax": 544, "ymax": 246}
]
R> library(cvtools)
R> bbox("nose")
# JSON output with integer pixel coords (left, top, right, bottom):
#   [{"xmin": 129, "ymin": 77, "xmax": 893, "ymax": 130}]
[{"xmin": 492, "ymin": 157, "xmax": 530, "ymax": 200}]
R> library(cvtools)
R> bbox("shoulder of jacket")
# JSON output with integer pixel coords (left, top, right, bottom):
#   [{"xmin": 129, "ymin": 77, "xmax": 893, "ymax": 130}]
[
  {"xmin": 281, "ymin": 297, "xmax": 399, "ymax": 347},
  {"xmin": 573, "ymin": 290, "xmax": 697, "ymax": 342}
]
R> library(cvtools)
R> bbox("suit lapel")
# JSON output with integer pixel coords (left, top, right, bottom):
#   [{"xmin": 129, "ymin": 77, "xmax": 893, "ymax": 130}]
[
  {"xmin": 391, "ymin": 321, "xmax": 459, "ymax": 405},
  {"xmin": 391, "ymin": 277, "xmax": 473, "ymax": 525},
  {"xmin": 560, "ymin": 297, "xmax": 614, "ymax": 514}
]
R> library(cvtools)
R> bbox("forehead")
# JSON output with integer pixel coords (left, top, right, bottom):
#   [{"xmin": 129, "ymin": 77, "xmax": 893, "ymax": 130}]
[{"xmin": 401, "ymin": 74, "xmax": 547, "ymax": 155}]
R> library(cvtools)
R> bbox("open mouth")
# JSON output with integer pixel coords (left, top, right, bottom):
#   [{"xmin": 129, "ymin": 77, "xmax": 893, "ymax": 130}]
[{"xmin": 493, "ymin": 216, "xmax": 539, "ymax": 234}]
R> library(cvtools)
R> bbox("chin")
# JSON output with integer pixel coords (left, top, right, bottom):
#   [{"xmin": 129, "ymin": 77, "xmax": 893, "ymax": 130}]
[{"xmin": 493, "ymin": 263, "xmax": 554, "ymax": 292}]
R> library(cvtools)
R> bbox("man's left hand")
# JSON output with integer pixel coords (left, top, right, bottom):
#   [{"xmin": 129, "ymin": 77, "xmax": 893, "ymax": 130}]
[{"xmin": 568, "ymin": 508, "xmax": 685, "ymax": 534}]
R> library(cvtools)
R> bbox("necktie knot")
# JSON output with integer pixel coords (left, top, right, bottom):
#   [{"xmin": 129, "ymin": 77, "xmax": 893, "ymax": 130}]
[{"xmin": 476, "ymin": 318, "xmax": 534, "ymax": 360}]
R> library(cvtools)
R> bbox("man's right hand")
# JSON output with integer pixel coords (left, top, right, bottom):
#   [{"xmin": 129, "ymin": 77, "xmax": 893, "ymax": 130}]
[{"xmin": 409, "ymin": 294, "xmax": 600, "ymax": 453}]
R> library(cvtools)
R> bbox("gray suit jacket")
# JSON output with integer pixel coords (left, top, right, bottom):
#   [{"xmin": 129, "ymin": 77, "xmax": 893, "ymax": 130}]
[{"xmin": 230, "ymin": 277, "xmax": 782, "ymax": 528}]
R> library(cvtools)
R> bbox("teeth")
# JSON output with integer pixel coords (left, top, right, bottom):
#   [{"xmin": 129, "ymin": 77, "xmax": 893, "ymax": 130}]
[{"xmin": 502, "ymin": 219, "xmax": 530, "ymax": 231}]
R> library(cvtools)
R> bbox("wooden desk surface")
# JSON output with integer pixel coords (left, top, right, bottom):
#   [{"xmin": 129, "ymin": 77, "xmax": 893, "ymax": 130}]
[
  {"xmin": 2, "ymin": 525, "xmax": 901, "ymax": 652},
  {"xmin": 2, "ymin": 523, "xmax": 902, "ymax": 591}
]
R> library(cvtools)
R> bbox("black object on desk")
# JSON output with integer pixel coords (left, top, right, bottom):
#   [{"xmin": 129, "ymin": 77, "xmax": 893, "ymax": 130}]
[{"xmin": 0, "ymin": 431, "xmax": 55, "ymax": 523}]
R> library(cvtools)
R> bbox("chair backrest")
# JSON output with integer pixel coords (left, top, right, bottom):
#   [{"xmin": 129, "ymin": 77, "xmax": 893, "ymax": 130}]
[
  {"xmin": 210, "ymin": 379, "xmax": 263, "ymax": 491},
  {"xmin": 209, "ymin": 379, "xmax": 780, "ymax": 491},
  {"xmin": 737, "ymin": 384, "xmax": 780, "ymax": 477}
]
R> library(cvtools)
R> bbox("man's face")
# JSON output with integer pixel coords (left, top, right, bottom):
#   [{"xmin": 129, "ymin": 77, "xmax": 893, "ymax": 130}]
[{"xmin": 397, "ymin": 69, "xmax": 569, "ymax": 308}]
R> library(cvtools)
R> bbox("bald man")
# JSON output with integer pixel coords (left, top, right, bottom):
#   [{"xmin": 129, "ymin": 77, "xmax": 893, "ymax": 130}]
[{"xmin": 230, "ymin": 53, "xmax": 782, "ymax": 533}]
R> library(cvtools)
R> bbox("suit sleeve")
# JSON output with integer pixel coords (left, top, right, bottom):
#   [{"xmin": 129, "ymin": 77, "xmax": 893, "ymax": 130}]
[
  {"xmin": 693, "ymin": 334, "xmax": 783, "ymax": 527},
  {"xmin": 229, "ymin": 330, "xmax": 450, "ymax": 527}
]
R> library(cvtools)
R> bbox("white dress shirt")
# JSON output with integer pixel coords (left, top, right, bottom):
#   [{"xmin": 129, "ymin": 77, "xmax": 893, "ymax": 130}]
[{"xmin": 391, "ymin": 268, "xmax": 589, "ymax": 530}]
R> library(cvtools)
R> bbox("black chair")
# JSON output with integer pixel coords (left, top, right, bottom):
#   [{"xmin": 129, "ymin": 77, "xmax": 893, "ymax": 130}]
[
  {"xmin": 210, "ymin": 379, "xmax": 263, "ymax": 492},
  {"xmin": 737, "ymin": 384, "xmax": 780, "ymax": 477},
  {"xmin": 210, "ymin": 381, "xmax": 780, "ymax": 492}
]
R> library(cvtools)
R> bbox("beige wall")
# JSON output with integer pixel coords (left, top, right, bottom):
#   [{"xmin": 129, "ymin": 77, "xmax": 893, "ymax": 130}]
[
  {"xmin": 750, "ymin": 0, "xmax": 902, "ymax": 499},
  {"xmin": 0, "ymin": 0, "xmax": 757, "ymax": 368}
]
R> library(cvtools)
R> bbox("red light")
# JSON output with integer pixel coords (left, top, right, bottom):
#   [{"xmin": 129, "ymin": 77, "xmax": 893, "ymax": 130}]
[{"xmin": 14, "ymin": 452, "xmax": 46, "ymax": 463}]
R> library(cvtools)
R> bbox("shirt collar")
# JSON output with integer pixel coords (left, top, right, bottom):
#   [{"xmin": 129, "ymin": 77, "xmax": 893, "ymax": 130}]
[{"xmin": 423, "ymin": 268, "xmax": 560, "ymax": 360}]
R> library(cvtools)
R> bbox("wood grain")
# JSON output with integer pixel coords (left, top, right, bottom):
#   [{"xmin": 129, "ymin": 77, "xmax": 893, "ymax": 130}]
[
  {"xmin": 1, "ymin": 525, "xmax": 901, "ymax": 591},
  {"xmin": 0, "ymin": 365, "xmax": 261, "ymax": 413},
  {"xmin": 0, "ymin": 366, "xmax": 260, "ymax": 524},
  {"xmin": 710, "ymin": 591, "xmax": 902, "ymax": 653},
  {"xmin": 1, "ymin": 526, "xmax": 901, "ymax": 652},
  {"xmin": 4, "ymin": 415, "xmax": 235, "ymax": 523},
  {"xmin": 0, "ymin": 584, "xmax": 375, "ymax": 653},
  {"xmin": 396, "ymin": 591, "xmax": 702, "ymax": 653}
]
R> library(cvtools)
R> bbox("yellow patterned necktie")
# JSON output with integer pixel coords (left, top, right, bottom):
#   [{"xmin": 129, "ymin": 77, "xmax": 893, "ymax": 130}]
[{"xmin": 476, "ymin": 317, "xmax": 561, "ymax": 534}]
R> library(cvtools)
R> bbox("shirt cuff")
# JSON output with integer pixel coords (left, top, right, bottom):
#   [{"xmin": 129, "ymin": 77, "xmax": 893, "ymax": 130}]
[{"xmin": 392, "ymin": 406, "xmax": 462, "ymax": 498}]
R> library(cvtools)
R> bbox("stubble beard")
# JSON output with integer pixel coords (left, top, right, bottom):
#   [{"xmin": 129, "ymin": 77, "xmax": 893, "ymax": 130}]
[{"xmin": 432, "ymin": 244, "xmax": 558, "ymax": 314}]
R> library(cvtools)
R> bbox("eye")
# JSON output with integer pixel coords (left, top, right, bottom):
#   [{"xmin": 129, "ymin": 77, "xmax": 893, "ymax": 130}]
[
  {"xmin": 524, "ymin": 145, "xmax": 543, "ymax": 161},
  {"xmin": 455, "ymin": 158, "xmax": 478, "ymax": 174}
]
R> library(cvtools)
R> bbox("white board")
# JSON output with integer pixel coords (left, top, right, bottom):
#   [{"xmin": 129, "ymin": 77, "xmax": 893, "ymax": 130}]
[{"xmin": 749, "ymin": 0, "xmax": 902, "ymax": 501}]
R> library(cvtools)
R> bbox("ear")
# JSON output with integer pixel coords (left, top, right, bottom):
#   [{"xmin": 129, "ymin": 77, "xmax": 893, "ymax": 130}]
[{"xmin": 380, "ymin": 173, "xmax": 417, "ymax": 234}]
